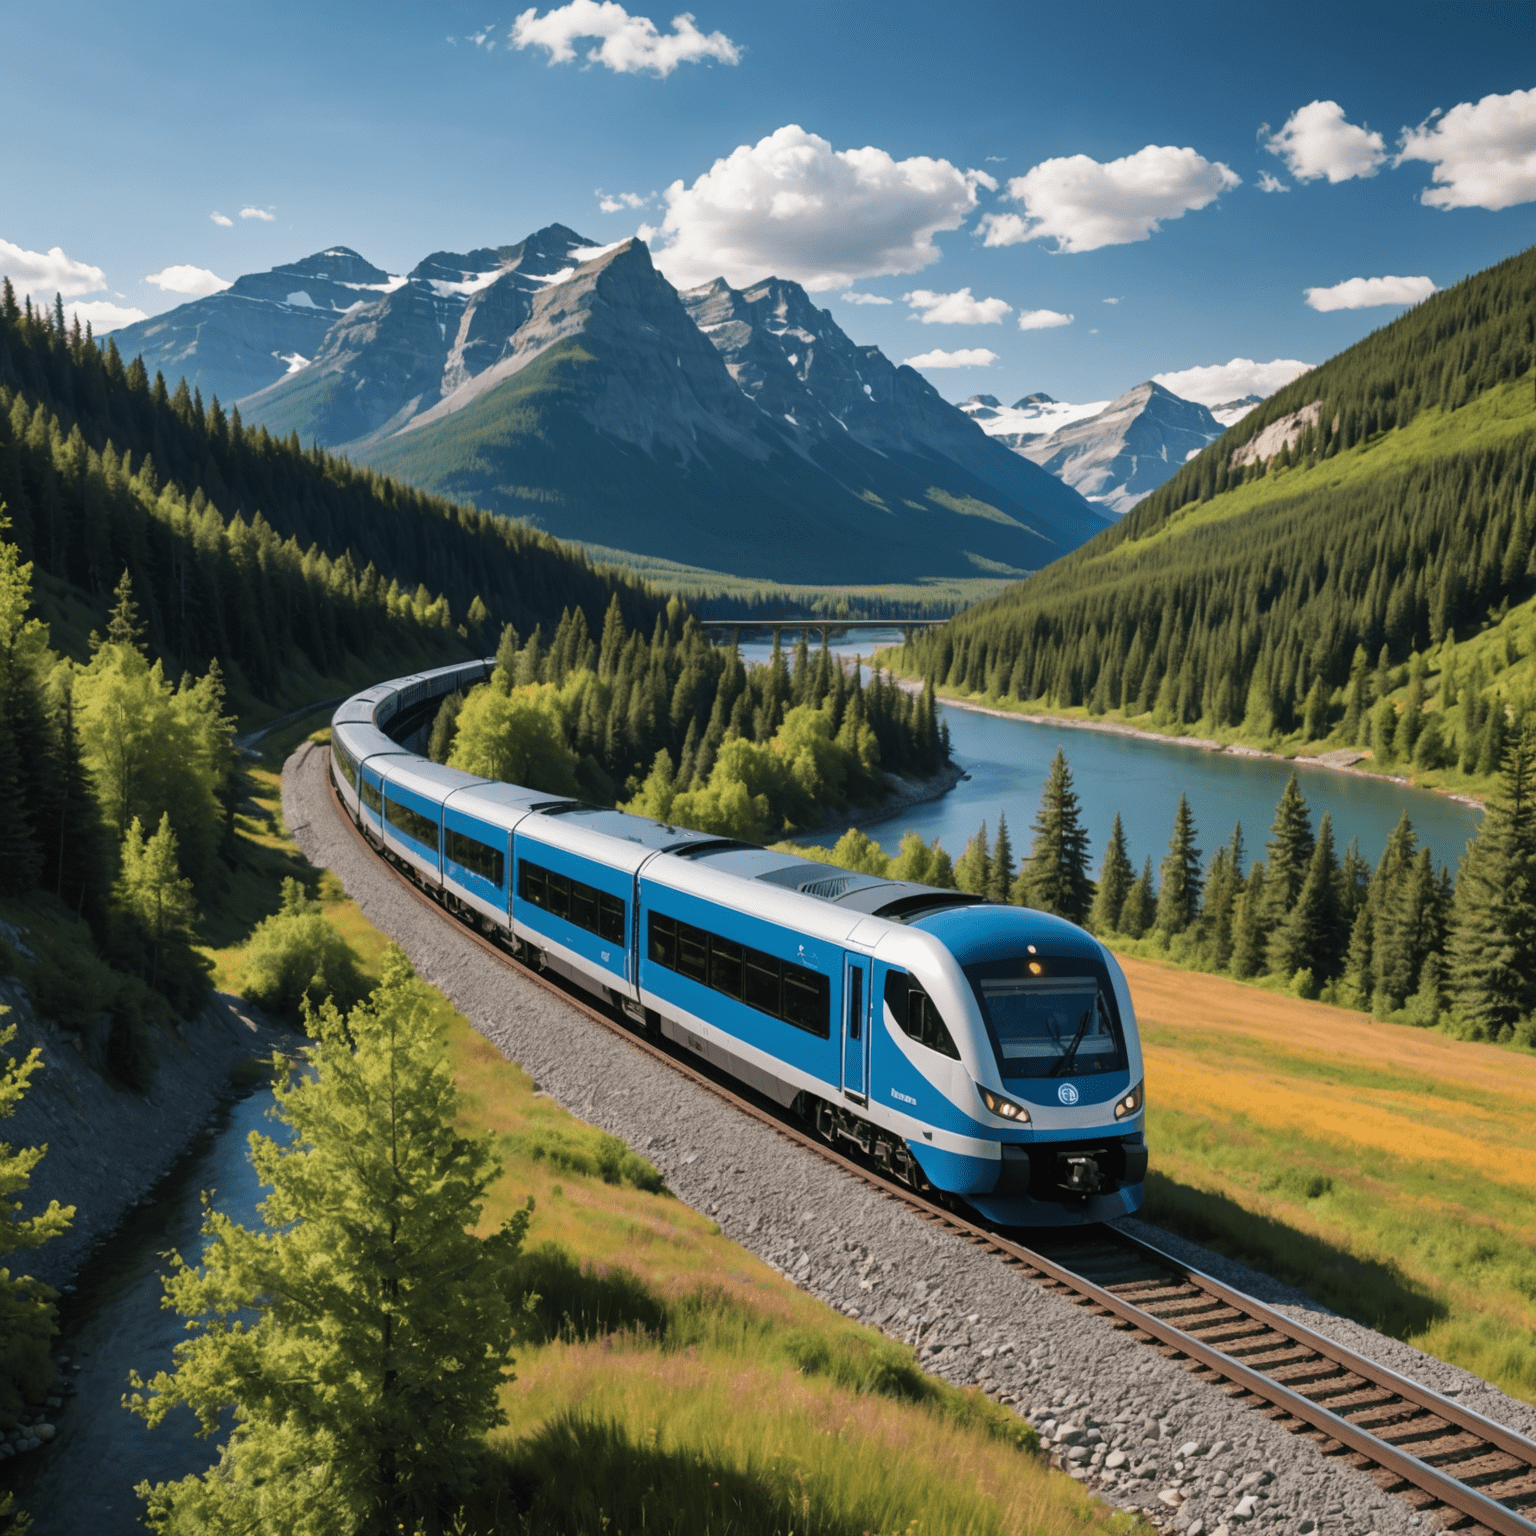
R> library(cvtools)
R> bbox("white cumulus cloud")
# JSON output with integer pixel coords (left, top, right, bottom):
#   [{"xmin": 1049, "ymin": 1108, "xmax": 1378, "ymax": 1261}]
[
  {"xmin": 1017, "ymin": 308, "xmax": 1073, "ymax": 330},
  {"xmin": 1152, "ymin": 356, "xmax": 1314, "ymax": 408},
  {"xmin": 210, "ymin": 211, "xmax": 234, "ymax": 226},
  {"xmin": 146, "ymin": 264, "xmax": 233, "ymax": 298},
  {"xmin": 1266, "ymin": 101, "xmax": 1385, "ymax": 183},
  {"xmin": 511, "ymin": 1, "xmax": 739, "ymax": 75},
  {"xmin": 598, "ymin": 188, "xmax": 651, "ymax": 212},
  {"xmin": 904, "ymin": 287, "xmax": 1011, "ymax": 325},
  {"xmin": 650, "ymin": 124, "xmax": 994, "ymax": 291},
  {"xmin": 902, "ymin": 347, "xmax": 997, "ymax": 370},
  {"xmin": 1257, "ymin": 172, "xmax": 1289, "ymax": 193},
  {"xmin": 840, "ymin": 290, "xmax": 892, "ymax": 305},
  {"xmin": 980, "ymin": 144, "xmax": 1239, "ymax": 253},
  {"xmin": 0, "ymin": 237, "xmax": 107, "ymax": 299},
  {"xmin": 1397, "ymin": 87, "xmax": 1536, "ymax": 211},
  {"xmin": 240, "ymin": 207, "xmax": 275, "ymax": 222},
  {"xmin": 65, "ymin": 299, "xmax": 147, "ymax": 333},
  {"xmin": 1304, "ymin": 274, "xmax": 1437, "ymax": 311}
]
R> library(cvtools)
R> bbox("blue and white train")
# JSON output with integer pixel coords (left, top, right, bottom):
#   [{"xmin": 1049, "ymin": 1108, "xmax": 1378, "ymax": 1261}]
[{"xmin": 329, "ymin": 661, "xmax": 1147, "ymax": 1227}]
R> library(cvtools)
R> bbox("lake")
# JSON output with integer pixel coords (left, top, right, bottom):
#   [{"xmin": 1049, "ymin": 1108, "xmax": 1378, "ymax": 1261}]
[{"xmin": 729, "ymin": 628, "xmax": 1483, "ymax": 873}]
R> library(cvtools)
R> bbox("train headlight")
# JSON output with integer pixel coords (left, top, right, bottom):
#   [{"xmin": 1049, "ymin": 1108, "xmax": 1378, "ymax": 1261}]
[
  {"xmin": 978, "ymin": 1087, "xmax": 1031, "ymax": 1123},
  {"xmin": 1113, "ymin": 1080, "xmax": 1144, "ymax": 1120}
]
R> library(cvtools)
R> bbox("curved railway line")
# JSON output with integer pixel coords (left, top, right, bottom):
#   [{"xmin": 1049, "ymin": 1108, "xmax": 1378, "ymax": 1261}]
[{"xmin": 317, "ymin": 745, "xmax": 1536, "ymax": 1536}]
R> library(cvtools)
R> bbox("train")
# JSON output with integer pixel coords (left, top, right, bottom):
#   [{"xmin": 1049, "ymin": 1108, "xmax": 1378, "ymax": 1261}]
[{"xmin": 328, "ymin": 659, "xmax": 1147, "ymax": 1227}]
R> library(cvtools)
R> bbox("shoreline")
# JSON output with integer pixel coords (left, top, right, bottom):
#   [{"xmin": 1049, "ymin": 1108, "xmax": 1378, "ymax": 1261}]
[
  {"xmin": 795, "ymin": 758, "xmax": 966, "ymax": 840},
  {"xmin": 893, "ymin": 680, "xmax": 1487, "ymax": 813}
]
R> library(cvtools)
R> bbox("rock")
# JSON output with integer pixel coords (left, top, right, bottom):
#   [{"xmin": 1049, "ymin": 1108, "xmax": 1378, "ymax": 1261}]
[
  {"xmin": 35, "ymin": 1423, "xmax": 54, "ymax": 1441},
  {"xmin": 1105, "ymin": 1450, "xmax": 1128, "ymax": 1470},
  {"xmin": 1178, "ymin": 1440, "xmax": 1206, "ymax": 1458},
  {"xmin": 1158, "ymin": 1489, "xmax": 1185, "ymax": 1509},
  {"xmin": 1187, "ymin": 1522, "xmax": 1205, "ymax": 1536},
  {"xmin": 1205, "ymin": 1440, "xmax": 1229, "ymax": 1460},
  {"xmin": 1231, "ymin": 1495, "xmax": 1257, "ymax": 1521}
]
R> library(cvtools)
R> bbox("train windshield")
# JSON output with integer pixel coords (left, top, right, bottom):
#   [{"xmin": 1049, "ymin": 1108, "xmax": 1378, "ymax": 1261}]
[{"xmin": 966, "ymin": 961, "xmax": 1126, "ymax": 1080}]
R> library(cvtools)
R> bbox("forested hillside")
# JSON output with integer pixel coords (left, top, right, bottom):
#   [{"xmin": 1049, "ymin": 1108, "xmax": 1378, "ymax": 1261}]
[
  {"xmin": 900, "ymin": 246, "xmax": 1536, "ymax": 791},
  {"xmin": 0, "ymin": 283, "xmax": 662, "ymax": 702},
  {"xmin": 430, "ymin": 605, "xmax": 948, "ymax": 838}
]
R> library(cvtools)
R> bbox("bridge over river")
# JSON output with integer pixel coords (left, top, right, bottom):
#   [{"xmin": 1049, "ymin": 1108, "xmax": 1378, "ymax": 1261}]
[{"xmin": 697, "ymin": 618, "xmax": 949, "ymax": 648}]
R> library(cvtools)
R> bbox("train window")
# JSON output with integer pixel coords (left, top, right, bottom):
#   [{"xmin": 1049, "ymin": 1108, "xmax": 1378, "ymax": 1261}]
[
  {"xmin": 332, "ymin": 740, "xmax": 358, "ymax": 788},
  {"xmin": 885, "ymin": 971, "xmax": 961, "ymax": 1060},
  {"xmin": 647, "ymin": 911, "xmax": 830, "ymax": 1038},
  {"xmin": 385, "ymin": 795, "xmax": 439, "ymax": 851},
  {"xmin": 446, "ymin": 827, "xmax": 504, "ymax": 888},
  {"xmin": 519, "ymin": 858, "xmax": 626, "ymax": 947},
  {"xmin": 360, "ymin": 779, "xmax": 383, "ymax": 816},
  {"xmin": 710, "ymin": 936, "xmax": 744, "ymax": 1000}
]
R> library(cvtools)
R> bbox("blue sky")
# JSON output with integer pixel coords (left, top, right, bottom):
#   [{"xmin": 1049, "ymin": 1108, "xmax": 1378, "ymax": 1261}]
[{"xmin": 3, "ymin": 0, "xmax": 1533, "ymax": 406}]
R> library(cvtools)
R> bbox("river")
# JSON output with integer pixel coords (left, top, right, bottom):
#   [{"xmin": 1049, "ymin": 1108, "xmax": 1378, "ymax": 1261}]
[
  {"xmin": 14, "ymin": 1089, "xmax": 280, "ymax": 1536},
  {"xmin": 733, "ymin": 628, "xmax": 1483, "ymax": 872}
]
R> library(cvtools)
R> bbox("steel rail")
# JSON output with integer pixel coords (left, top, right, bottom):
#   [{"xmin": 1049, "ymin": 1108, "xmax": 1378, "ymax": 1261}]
[{"xmin": 313, "ymin": 744, "xmax": 1536, "ymax": 1535}]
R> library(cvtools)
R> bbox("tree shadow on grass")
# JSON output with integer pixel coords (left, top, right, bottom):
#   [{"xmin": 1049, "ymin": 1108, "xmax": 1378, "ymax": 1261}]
[
  {"xmin": 1143, "ymin": 1171, "xmax": 1448, "ymax": 1339},
  {"xmin": 480, "ymin": 1411, "xmax": 878, "ymax": 1536}
]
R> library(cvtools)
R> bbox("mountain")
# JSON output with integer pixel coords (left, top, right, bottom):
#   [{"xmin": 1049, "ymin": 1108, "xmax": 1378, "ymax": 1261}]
[
  {"xmin": 1209, "ymin": 395, "xmax": 1264, "ymax": 426},
  {"xmin": 105, "ymin": 248, "xmax": 404, "ymax": 406},
  {"xmin": 902, "ymin": 244, "xmax": 1536, "ymax": 756},
  {"xmin": 222, "ymin": 228, "xmax": 1108, "ymax": 586}
]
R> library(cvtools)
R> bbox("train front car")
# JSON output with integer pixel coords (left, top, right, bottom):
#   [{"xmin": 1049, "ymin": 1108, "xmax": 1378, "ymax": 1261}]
[{"xmin": 885, "ymin": 904, "xmax": 1146, "ymax": 1227}]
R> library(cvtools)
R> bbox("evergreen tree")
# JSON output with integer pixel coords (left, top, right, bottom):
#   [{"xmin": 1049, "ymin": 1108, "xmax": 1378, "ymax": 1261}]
[
  {"xmin": 1087, "ymin": 813, "xmax": 1134, "ymax": 935},
  {"xmin": 426, "ymin": 690, "xmax": 464, "ymax": 764},
  {"xmin": 1016, "ymin": 749, "xmax": 1093, "ymax": 922},
  {"xmin": 1268, "ymin": 812, "xmax": 1343, "ymax": 980},
  {"xmin": 1264, "ymin": 773, "xmax": 1315, "ymax": 916},
  {"xmin": 986, "ymin": 813, "xmax": 1014, "ymax": 905},
  {"xmin": 1196, "ymin": 824, "xmax": 1246, "ymax": 971},
  {"xmin": 102, "ymin": 567, "xmax": 147, "ymax": 652},
  {"xmin": 953, "ymin": 820, "xmax": 992, "ymax": 897},
  {"xmin": 1118, "ymin": 858, "xmax": 1155, "ymax": 939},
  {"xmin": 1448, "ymin": 726, "xmax": 1536, "ymax": 1035},
  {"xmin": 114, "ymin": 813, "xmax": 201, "ymax": 1007},
  {"xmin": 128, "ymin": 952, "xmax": 532, "ymax": 1535},
  {"xmin": 1154, "ymin": 794, "xmax": 1202, "ymax": 935},
  {"xmin": 0, "ymin": 1008, "xmax": 74, "ymax": 1435},
  {"xmin": 1229, "ymin": 863, "xmax": 1269, "ymax": 978}
]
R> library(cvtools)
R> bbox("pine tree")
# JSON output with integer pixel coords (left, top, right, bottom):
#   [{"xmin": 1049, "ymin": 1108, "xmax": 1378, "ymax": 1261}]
[
  {"xmin": 1448, "ymin": 726, "xmax": 1536, "ymax": 1036},
  {"xmin": 1264, "ymin": 773, "xmax": 1315, "ymax": 916},
  {"xmin": 1196, "ymin": 824, "xmax": 1246, "ymax": 970},
  {"xmin": 114, "ymin": 813, "xmax": 200, "ymax": 999},
  {"xmin": 1016, "ymin": 749, "xmax": 1093, "ymax": 922},
  {"xmin": 1268, "ymin": 812, "xmax": 1343, "ymax": 980},
  {"xmin": 1087, "ymin": 813, "xmax": 1134, "ymax": 935},
  {"xmin": 987, "ymin": 813, "xmax": 1014, "ymax": 904},
  {"xmin": 102, "ymin": 568, "xmax": 147, "ymax": 652},
  {"xmin": 426, "ymin": 690, "xmax": 464, "ymax": 764},
  {"xmin": 954, "ymin": 819, "xmax": 992, "ymax": 897},
  {"xmin": 128, "ymin": 951, "xmax": 532, "ymax": 1535},
  {"xmin": 1118, "ymin": 858, "xmax": 1155, "ymax": 939},
  {"xmin": 1154, "ymin": 794, "xmax": 1202, "ymax": 935},
  {"xmin": 1229, "ymin": 863, "xmax": 1268, "ymax": 978},
  {"xmin": 1, "ymin": 1007, "xmax": 74, "ymax": 1434}
]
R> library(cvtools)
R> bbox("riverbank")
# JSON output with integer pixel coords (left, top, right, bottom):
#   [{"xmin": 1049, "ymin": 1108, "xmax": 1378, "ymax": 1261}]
[
  {"xmin": 3, "ymin": 976, "xmax": 286, "ymax": 1290},
  {"xmin": 893, "ymin": 679, "xmax": 1488, "ymax": 811},
  {"xmin": 797, "ymin": 758, "xmax": 966, "ymax": 839}
]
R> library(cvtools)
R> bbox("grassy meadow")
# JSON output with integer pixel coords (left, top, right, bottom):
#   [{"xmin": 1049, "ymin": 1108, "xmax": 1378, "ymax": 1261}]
[
  {"xmin": 1124, "ymin": 952, "xmax": 1536, "ymax": 1403},
  {"xmin": 195, "ymin": 720, "xmax": 1132, "ymax": 1536}
]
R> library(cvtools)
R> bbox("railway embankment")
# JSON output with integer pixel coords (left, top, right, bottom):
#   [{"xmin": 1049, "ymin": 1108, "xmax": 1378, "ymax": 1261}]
[
  {"xmin": 2, "ymin": 964, "xmax": 285, "ymax": 1290},
  {"xmin": 283, "ymin": 735, "xmax": 1536, "ymax": 1536}
]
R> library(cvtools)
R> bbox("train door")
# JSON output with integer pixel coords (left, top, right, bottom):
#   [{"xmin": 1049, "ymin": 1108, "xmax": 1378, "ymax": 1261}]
[{"xmin": 842, "ymin": 954, "xmax": 870, "ymax": 1102}]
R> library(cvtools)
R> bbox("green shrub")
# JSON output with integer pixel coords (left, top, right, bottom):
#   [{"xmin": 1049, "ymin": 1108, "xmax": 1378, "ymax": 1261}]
[
  {"xmin": 27, "ymin": 930, "xmax": 118, "ymax": 1033},
  {"xmin": 240, "ymin": 879, "xmax": 364, "ymax": 1022},
  {"xmin": 501, "ymin": 1124, "xmax": 666, "ymax": 1193}
]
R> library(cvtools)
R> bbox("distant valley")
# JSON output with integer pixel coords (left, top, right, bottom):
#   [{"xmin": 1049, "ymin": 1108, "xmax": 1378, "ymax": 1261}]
[{"xmin": 108, "ymin": 228, "xmax": 1111, "ymax": 588}]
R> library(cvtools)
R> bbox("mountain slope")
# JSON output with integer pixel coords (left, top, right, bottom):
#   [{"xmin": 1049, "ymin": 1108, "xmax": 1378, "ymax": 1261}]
[
  {"xmin": 349, "ymin": 239, "xmax": 1107, "ymax": 584},
  {"xmin": 105, "ymin": 248, "xmax": 401, "ymax": 405},
  {"xmin": 1006, "ymin": 382, "xmax": 1224, "ymax": 514},
  {"xmin": 241, "ymin": 226, "xmax": 606, "ymax": 446},
  {"xmin": 902, "ymin": 243, "xmax": 1536, "ymax": 759}
]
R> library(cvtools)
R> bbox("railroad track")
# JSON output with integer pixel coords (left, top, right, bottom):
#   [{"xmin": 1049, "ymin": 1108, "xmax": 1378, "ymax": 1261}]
[{"xmin": 314, "ymin": 745, "xmax": 1536, "ymax": 1536}]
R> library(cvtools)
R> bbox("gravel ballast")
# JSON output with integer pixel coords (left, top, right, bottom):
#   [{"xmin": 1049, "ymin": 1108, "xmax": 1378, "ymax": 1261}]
[{"xmin": 286, "ymin": 740, "xmax": 1529, "ymax": 1536}]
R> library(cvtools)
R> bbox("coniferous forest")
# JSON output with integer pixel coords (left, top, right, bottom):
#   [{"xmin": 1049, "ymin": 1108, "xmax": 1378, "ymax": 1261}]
[{"xmin": 898, "ymin": 246, "xmax": 1536, "ymax": 782}]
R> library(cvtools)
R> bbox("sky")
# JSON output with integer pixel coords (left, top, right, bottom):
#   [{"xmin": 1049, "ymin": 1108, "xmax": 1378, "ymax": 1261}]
[{"xmin": 3, "ymin": 0, "xmax": 1534, "ymax": 408}]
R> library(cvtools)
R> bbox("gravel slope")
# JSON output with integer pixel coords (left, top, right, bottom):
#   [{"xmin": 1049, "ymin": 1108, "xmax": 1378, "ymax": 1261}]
[{"xmin": 285, "ymin": 739, "xmax": 1528, "ymax": 1536}]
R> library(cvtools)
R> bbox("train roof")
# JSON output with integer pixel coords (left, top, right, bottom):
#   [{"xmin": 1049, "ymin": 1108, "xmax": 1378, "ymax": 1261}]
[
  {"xmin": 378, "ymin": 756, "xmax": 487, "ymax": 801},
  {"xmin": 333, "ymin": 719, "xmax": 413, "ymax": 767},
  {"xmin": 908, "ymin": 902, "xmax": 1102, "ymax": 964}
]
